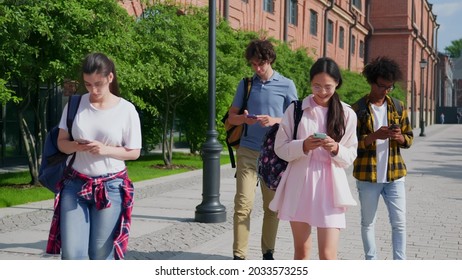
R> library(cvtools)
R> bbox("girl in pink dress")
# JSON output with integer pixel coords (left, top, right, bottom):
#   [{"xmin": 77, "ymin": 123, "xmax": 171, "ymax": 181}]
[{"xmin": 269, "ymin": 57, "xmax": 358, "ymax": 259}]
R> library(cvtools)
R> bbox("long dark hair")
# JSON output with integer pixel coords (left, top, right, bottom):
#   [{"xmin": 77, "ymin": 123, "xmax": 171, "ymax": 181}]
[
  {"xmin": 309, "ymin": 57, "xmax": 345, "ymax": 142},
  {"xmin": 81, "ymin": 52, "xmax": 120, "ymax": 96}
]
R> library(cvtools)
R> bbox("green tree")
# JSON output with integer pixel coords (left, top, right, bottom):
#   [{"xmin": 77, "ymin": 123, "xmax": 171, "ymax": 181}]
[
  {"xmin": 131, "ymin": 3, "xmax": 209, "ymax": 165},
  {"xmin": 181, "ymin": 18, "xmax": 259, "ymax": 153},
  {"xmin": 337, "ymin": 69, "xmax": 371, "ymax": 104},
  {"xmin": 444, "ymin": 38, "xmax": 462, "ymax": 58},
  {"xmin": 0, "ymin": 78, "xmax": 18, "ymax": 105},
  {"xmin": 0, "ymin": 0, "xmax": 135, "ymax": 184},
  {"xmin": 273, "ymin": 42, "xmax": 314, "ymax": 98}
]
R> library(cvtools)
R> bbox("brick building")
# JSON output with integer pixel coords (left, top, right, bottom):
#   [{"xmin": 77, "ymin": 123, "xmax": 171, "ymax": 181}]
[
  {"xmin": 120, "ymin": 0, "xmax": 439, "ymax": 128},
  {"xmin": 436, "ymin": 53, "xmax": 454, "ymax": 107},
  {"xmin": 453, "ymin": 57, "xmax": 462, "ymax": 107}
]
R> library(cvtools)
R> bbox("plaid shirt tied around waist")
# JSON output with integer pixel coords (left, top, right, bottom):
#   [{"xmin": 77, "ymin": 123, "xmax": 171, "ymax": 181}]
[
  {"xmin": 46, "ymin": 168, "xmax": 134, "ymax": 260},
  {"xmin": 352, "ymin": 95, "xmax": 414, "ymax": 182}
]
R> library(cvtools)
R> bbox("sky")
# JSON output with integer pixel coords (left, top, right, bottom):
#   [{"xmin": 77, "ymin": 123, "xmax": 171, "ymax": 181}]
[{"xmin": 431, "ymin": 0, "xmax": 462, "ymax": 51}]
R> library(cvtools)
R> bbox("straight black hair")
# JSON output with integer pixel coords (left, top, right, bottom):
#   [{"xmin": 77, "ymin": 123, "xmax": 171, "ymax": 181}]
[{"xmin": 309, "ymin": 57, "xmax": 345, "ymax": 142}]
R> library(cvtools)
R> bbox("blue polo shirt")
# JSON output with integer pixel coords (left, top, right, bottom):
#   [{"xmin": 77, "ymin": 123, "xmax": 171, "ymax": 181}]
[{"xmin": 232, "ymin": 71, "xmax": 298, "ymax": 151}]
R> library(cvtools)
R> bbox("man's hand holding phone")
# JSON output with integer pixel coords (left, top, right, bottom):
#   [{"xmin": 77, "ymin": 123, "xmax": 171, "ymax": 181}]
[
  {"xmin": 244, "ymin": 113, "xmax": 260, "ymax": 125},
  {"xmin": 388, "ymin": 124, "xmax": 400, "ymax": 130},
  {"xmin": 388, "ymin": 123, "xmax": 405, "ymax": 144}
]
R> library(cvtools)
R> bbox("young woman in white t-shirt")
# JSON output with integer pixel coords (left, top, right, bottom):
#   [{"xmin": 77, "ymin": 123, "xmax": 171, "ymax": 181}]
[{"xmin": 46, "ymin": 52, "xmax": 142, "ymax": 260}]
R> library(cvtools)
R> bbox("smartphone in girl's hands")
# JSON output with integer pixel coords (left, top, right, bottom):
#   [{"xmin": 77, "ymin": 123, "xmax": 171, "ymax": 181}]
[{"xmin": 313, "ymin": 132, "xmax": 327, "ymax": 139}]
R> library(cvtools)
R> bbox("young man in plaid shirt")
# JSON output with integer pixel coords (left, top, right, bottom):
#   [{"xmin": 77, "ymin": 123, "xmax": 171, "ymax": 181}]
[{"xmin": 352, "ymin": 57, "xmax": 413, "ymax": 260}]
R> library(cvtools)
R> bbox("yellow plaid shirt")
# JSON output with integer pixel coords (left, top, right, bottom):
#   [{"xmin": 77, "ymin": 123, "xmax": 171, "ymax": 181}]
[{"xmin": 351, "ymin": 95, "xmax": 413, "ymax": 182}]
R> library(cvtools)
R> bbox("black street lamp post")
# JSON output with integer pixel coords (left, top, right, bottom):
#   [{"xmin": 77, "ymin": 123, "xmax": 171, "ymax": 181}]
[
  {"xmin": 195, "ymin": 0, "xmax": 226, "ymax": 223},
  {"xmin": 419, "ymin": 58, "xmax": 427, "ymax": 137}
]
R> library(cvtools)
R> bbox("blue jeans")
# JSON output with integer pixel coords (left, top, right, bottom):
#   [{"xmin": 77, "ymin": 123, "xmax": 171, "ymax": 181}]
[
  {"xmin": 356, "ymin": 180, "xmax": 406, "ymax": 260},
  {"xmin": 60, "ymin": 177, "xmax": 124, "ymax": 260}
]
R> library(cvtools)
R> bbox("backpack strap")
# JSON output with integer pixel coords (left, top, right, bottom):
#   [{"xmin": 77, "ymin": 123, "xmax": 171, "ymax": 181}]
[
  {"xmin": 390, "ymin": 97, "xmax": 403, "ymax": 119},
  {"xmin": 241, "ymin": 77, "xmax": 252, "ymax": 112},
  {"xmin": 292, "ymin": 100, "xmax": 303, "ymax": 139},
  {"xmin": 242, "ymin": 77, "xmax": 252, "ymax": 137},
  {"xmin": 65, "ymin": 94, "xmax": 82, "ymax": 168},
  {"xmin": 66, "ymin": 95, "xmax": 82, "ymax": 140},
  {"xmin": 357, "ymin": 96, "xmax": 367, "ymax": 112},
  {"xmin": 226, "ymin": 138, "xmax": 236, "ymax": 168},
  {"xmin": 226, "ymin": 77, "xmax": 252, "ymax": 168}
]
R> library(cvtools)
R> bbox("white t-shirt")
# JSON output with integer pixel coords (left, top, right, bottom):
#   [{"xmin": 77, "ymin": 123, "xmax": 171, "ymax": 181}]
[
  {"xmin": 371, "ymin": 102, "xmax": 389, "ymax": 183},
  {"xmin": 59, "ymin": 93, "xmax": 142, "ymax": 176}
]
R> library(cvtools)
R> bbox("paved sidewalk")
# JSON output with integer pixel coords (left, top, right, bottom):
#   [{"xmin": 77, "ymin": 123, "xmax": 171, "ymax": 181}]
[{"xmin": 0, "ymin": 124, "xmax": 461, "ymax": 260}]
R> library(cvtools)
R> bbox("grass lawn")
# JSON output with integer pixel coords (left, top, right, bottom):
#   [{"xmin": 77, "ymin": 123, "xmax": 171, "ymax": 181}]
[{"xmin": 0, "ymin": 152, "xmax": 231, "ymax": 208}]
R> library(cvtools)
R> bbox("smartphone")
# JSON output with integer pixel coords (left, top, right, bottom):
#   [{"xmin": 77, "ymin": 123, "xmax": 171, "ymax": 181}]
[
  {"xmin": 246, "ymin": 114, "xmax": 258, "ymax": 119},
  {"xmin": 75, "ymin": 139, "xmax": 90, "ymax": 144},
  {"xmin": 389, "ymin": 124, "xmax": 400, "ymax": 130},
  {"xmin": 313, "ymin": 132, "xmax": 327, "ymax": 139}
]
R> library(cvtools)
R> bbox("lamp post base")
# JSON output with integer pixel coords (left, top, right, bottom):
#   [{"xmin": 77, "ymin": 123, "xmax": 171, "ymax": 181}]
[
  {"xmin": 195, "ymin": 131, "xmax": 226, "ymax": 223},
  {"xmin": 195, "ymin": 209, "xmax": 226, "ymax": 223}
]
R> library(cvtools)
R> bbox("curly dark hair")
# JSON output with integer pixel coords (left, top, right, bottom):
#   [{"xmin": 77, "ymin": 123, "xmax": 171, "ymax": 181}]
[
  {"xmin": 362, "ymin": 56, "xmax": 403, "ymax": 84},
  {"xmin": 245, "ymin": 39, "xmax": 276, "ymax": 64}
]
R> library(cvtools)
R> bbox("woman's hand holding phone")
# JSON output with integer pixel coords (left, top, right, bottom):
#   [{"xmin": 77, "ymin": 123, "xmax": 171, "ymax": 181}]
[
  {"xmin": 313, "ymin": 132, "xmax": 327, "ymax": 139},
  {"xmin": 76, "ymin": 139, "xmax": 90, "ymax": 144}
]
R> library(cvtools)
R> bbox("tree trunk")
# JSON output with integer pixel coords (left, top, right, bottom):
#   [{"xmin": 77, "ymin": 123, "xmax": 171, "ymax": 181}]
[
  {"xmin": 168, "ymin": 106, "xmax": 175, "ymax": 163},
  {"xmin": 18, "ymin": 111, "xmax": 40, "ymax": 185},
  {"xmin": 162, "ymin": 103, "xmax": 172, "ymax": 167},
  {"xmin": 16, "ymin": 84, "xmax": 47, "ymax": 186}
]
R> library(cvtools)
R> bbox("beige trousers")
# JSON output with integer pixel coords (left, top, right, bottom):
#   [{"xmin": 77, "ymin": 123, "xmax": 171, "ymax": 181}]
[{"xmin": 233, "ymin": 146, "xmax": 279, "ymax": 259}]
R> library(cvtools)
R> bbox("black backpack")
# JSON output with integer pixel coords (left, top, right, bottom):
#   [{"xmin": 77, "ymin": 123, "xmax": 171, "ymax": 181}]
[
  {"xmin": 257, "ymin": 100, "xmax": 303, "ymax": 190},
  {"xmin": 39, "ymin": 95, "xmax": 82, "ymax": 193}
]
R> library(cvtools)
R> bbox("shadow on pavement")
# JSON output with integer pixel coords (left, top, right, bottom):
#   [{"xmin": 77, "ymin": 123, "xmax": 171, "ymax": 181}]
[{"xmin": 125, "ymin": 250, "xmax": 229, "ymax": 260}]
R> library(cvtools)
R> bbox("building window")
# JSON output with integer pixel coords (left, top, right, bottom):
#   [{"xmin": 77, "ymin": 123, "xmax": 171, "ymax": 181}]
[
  {"xmin": 359, "ymin": 40, "xmax": 365, "ymax": 58},
  {"xmin": 289, "ymin": 0, "xmax": 298, "ymax": 25},
  {"xmin": 352, "ymin": 0, "xmax": 362, "ymax": 11},
  {"xmin": 327, "ymin": 20, "xmax": 334, "ymax": 44},
  {"xmin": 264, "ymin": 0, "xmax": 274, "ymax": 13},
  {"xmin": 310, "ymin": 10, "xmax": 317, "ymax": 36},
  {"xmin": 351, "ymin": 35, "xmax": 356, "ymax": 55},
  {"xmin": 339, "ymin": 26, "xmax": 345, "ymax": 49}
]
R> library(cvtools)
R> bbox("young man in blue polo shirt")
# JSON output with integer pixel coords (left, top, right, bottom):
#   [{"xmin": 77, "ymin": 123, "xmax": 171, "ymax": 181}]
[{"xmin": 227, "ymin": 39, "xmax": 298, "ymax": 260}]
